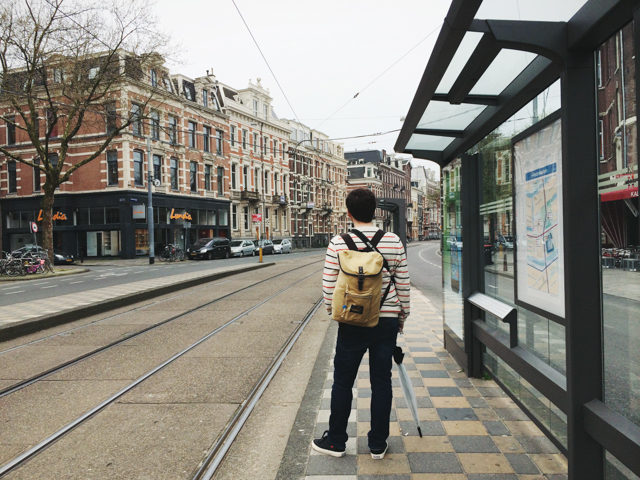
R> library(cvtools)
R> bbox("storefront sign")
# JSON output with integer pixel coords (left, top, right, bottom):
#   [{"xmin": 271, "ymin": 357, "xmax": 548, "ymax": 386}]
[
  {"xmin": 170, "ymin": 208, "xmax": 192, "ymax": 221},
  {"xmin": 37, "ymin": 209, "xmax": 67, "ymax": 221},
  {"xmin": 513, "ymin": 117, "xmax": 565, "ymax": 319},
  {"xmin": 307, "ymin": 202, "xmax": 315, "ymax": 209},
  {"xmin": 132, "ymin": 204, "xmax": 146, "ymax": 219},
  {"xmin": 252, "ymin": 213, "xmax": 262, "ymax": 222}
]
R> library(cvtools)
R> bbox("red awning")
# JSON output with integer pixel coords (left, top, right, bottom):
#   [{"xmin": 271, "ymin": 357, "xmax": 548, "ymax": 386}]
[{"xmin": 600, "ymin": 186, "xmax": 638, "ymax": 202}]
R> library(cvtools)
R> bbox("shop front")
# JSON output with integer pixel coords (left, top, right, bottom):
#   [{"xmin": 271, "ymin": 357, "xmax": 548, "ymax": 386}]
[
  {"xmin": 396, "ymin": 1, "xmax": 640, "ymax": 478},
  {"xmin": 1, "ymin": 191, "xmax": 231, "ymax": 259}
]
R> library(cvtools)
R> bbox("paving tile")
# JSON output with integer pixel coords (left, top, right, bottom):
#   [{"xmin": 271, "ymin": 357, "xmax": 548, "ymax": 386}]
[
  {"xmin": 457, "ymin": 453, "xmax": 514, "ymax": 474},
  {"xmin": 467, "ymin": 397, "xmax": 490, "ymax": 409},
  {"xmin": 431, "ymin": 397, "xmax": 471, "ymax": 409},
  {"xmin": 357, "ymin": 453, "xmax": 411, "ymax": 475},
  {"xmin": 486, "ymin": 397, "xmax": 518, "ymax": 409},
  {"xmin": 483, "ymin": 421, "xmax": 511, "ymax": 436},
  {"xmin": 515, "ymin": 436, "xmax": 560, "ymax": 454},
  {"xmin": 449, "ymin": 436, "xmax": 500, "ymax": 453},
  {"xmin": 394, "ymin": 396, "xmax": 433, "ymax": 409},
  {"xmin": 358, "ymin": 475, "xmax": 411, "ymax": 480},
  {"xmin": 407, "ymin": 452, "xmax": 463, "ymax": 474},
  {"xmin": 476, "ymin": 387, "xmax": 507, "ymax": 397},
  {"xmin": 442, "ymin": 421, "xmax": 488, "ymax": 436},
  {"xmin": 403, "ymin": 436, "xmax": 454, "ymax": 453},
  {"xmin": 304, "ymin": 476, "xmax": 357, "ymax": 480},
  {"xmin": 530, "ymin": 454, "xmax": 568, "ymax": 474},
  {"xmin": 453, "ymin": 378, "xmax": 474, "ymax": 388},
  {"xmin": 407, "ymin": 347, "xmax": 433, "ymax": 352},
  {"xmin": 503, "ymin": 453, "xmax": 541, "ymax": 474},
  {"xmin": 428, "ymin": 387, "xmax": 462, "ymax": 397},
  {"xmin": 414, "ymin": 357, "xmax": 441, "ymax": 364},
  {"xmin": 419, "ymin": 370, "xmax": 451, "ymax": 378},
  {"xmin": 437, "ymin": 408, "xmax": 479, "ymax": 421},
  {"xmin": 493, "ymin": 408, "xmax": 529, "ymax": 421},
  {"xmin": 396, "ymin": 408, "xmax": 438, "ymax": 422},
  {"xmin": 466, "ymin": 475, "xmax": 518, "ymax": 480},
  {"xmin": 492, "ymin": 436, "xmax": 525, "ymax": 454},
  {"xmin": 504, "ymin": 421, "xmax": 543, "ymax": 436},
  {"xmin": 411, "ymin": 475, "xmax": 467, "ymax": 480},
  {"xmin": 423, "ymin": 378, "xmax": 457, "ymax": 387},
  {"xmin": 459, "ymin": 387, "xmax": 481, "ymax": 397},
  {"xmin": 400, "ymin": 420, "xmax": 445, "ymax": 437},
  {"xmin": 305, "ymin": 455, "xmax": 357, "ymax": 476},
  {"xmin": 474, "ymin": 408, "xmax": 499, "ymax": 421}
]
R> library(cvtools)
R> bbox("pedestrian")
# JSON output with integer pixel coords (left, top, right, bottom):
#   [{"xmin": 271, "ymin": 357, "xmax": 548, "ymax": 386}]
[{"xmin": 312, "ymin": 188, "xmax": 410, "ymax": 460}]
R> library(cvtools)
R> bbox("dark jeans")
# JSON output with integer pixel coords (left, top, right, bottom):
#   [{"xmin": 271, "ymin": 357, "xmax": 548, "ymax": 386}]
[{"xmin": 328, "ymin": 317, "xmax": 399, "ymax": 451}]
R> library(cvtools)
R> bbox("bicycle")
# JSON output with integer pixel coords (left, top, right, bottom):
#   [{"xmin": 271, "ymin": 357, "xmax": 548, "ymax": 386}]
[{"xmin": 1, "ymin": 252, "xmax": 22, "ymax": 277}]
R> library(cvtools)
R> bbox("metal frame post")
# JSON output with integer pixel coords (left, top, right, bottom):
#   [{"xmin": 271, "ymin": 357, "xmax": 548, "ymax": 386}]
[
  {"xmin": 146, "ymin": 137, "xmax": 155, "ymax": 265},
  {"xmin": 561, "ymin": 53, "xmax": 604, "ymax": 478}
]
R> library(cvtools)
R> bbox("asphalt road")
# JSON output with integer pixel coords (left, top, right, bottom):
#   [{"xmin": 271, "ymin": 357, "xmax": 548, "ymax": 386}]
[
  {"xmin": 406, "ymin": 240, "xmax": 443, "ymax": 315},
  {"xmin": 0, "ymin": 249, "xmax": 325, "ymax": 306}
]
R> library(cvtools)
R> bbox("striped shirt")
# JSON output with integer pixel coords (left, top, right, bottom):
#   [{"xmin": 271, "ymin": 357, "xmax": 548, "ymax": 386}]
[{"xmin": 323, "ymin": 226, "xmax": 411, "ymax": 326}]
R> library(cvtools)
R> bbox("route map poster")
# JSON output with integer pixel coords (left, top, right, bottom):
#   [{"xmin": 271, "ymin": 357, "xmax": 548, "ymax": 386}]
[{"xmin": 513, "ymin": 117, "xmax": 565, "ymax": 319}]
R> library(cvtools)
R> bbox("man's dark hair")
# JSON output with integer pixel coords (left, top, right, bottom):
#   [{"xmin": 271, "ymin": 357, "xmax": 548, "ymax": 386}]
[{"xmin": 346, "ymin": 188, "xmax": 377, "ymax": 222}]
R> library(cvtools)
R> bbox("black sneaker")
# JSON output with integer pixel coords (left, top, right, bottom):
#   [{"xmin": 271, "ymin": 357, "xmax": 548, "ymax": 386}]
[
  {"xmin": 311, "ymin": 430, "xmax": 346, "ymax": 457},
  {"xmin": 370, "ymin": 442, "xmax": 388, "ymax": 460}
]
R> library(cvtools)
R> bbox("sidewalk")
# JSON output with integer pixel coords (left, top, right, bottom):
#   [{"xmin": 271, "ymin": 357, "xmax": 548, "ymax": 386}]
[{"xmin": 290, "ymin": 289, "xmax": 568, "ymax": 479}]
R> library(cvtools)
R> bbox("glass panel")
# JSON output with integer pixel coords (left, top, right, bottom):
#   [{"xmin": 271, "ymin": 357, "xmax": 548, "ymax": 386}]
[
  {"xmin": 436, "ymin": 31, "xmax": 484, "ymax": 94},
  {"xmin": 470, "ymin": 50, "xmax": 537, "ymax": 96},
  {"xmin": 442, "ymin": 158, "xmax": 463, "ymax": 339},
  {"xmin": 417, "ymin": 102, "xmax": 486, "ymax": 130},
  {"xmin": 475, "ymin": 0, "xmax": 588, "ymax": 22},
  {"xmin": 601, "ymin": 24, "xmax": 640, "ymax": 452},
  {"xmin": 606, "ymin": 450, "xmax": 640, "ymax": 479},
  {"xmin": 405, "ymin": 134, "xmax": 455, "ymax": 151}
]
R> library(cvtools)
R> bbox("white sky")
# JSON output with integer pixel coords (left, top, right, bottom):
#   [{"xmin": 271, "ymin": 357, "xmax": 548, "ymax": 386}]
[{"xmin": 153, "ymin": 0, "xmax": 449, "ymax": 176}]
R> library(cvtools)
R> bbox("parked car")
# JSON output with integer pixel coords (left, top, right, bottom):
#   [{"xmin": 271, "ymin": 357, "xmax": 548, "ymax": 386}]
[
  {"xmin": 187, "ymin": 237, "xmax": 231, "ymax": 260},
  {"xmin": 253, "ymin": 239, "xmax": 274, "ymax": 255},
  {"xmin": 230, "ymin": 240, "xmax": 255, "ymax": 257},
  {"xmin": 446, "ymin": 235, "xmax": 463, "ymax": 251},
  {"xmin": 11, "ymin": 245, "xmax": 45, "ymax": 258},
  {"xmin": 53, "ymin": 250, "xmax": 75, "ymax": 265},
  {"xmin": 496, "ymin": 235, "xmax": 514, "ymax": 250},
  {"xmin": 272, "ymin": 238, "xmax": 292, "ymax": 254}
]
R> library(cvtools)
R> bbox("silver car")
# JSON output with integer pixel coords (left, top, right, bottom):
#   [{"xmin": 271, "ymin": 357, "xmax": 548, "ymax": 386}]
[
  {"xmin": 230, "ymin": 240, "xmax": 255, "ymax": 257},
  {"xmin": 273, "ymin": 238, "xmax": 292, "ymax": 254}
]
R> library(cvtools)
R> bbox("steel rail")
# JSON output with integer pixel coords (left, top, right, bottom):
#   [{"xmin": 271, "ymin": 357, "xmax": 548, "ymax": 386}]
[
  {"xmin": 0, "ymin": 268, "xmax": 322, "ymax": 478},
  {"xmin": 0, "ymin": 260, "xmax": 323, "ymax": 399},
  {"xmin": 192, "ymin": 298, "xmax": 323, "ymax": 480}
]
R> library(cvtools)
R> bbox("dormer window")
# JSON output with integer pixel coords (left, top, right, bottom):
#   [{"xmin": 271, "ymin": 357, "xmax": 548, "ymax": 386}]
[
  {"xmin": 253, "ymin": 99, "xmax": 258, "ymax": 117},
  {"xmin": 163, "ymin": 76, "xmax": 173, "ymax": 93},
  {"xmin": 211, "ymin": 91, "xmax": 220, "ymax": 110},
  {"xmin": 150, "ymin": 69, "xmax": 157, "ymax": 87},
  {"xmin": 263, "ymin": 104, "xmax": 268, "ymax": 120},
  {"xmin": 203, "ymin": 89, "xmax": 208, "ymax": 107},
  {"xmin": 183, "ymin": 83, "xmax": 194, "ymax": 101}
]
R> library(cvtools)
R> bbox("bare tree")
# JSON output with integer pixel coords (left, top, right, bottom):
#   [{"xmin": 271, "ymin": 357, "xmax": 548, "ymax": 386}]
[{"xmin": 0, "ymin": 0, "xmax": 169, "ymax": 258}]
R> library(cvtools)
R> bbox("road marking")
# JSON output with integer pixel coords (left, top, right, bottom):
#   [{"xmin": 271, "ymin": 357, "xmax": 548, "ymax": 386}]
[
  {"xmin": 4, "ymin": 290, "xmax": 25, "ymax": 295},
  {"xmin": 41, "ymin": 285, "xmax": 56, "ymax": 289},
  {"xmin": 29, "ymin": 282, "xmax": 50, "ymax": 286},
  {"xmin": 0, "ymin": 285, "xmax": 22, "ymax": 291},
  {"xmin": 69, "ymin": 281, "xmax": 84, "ymax": 285}
]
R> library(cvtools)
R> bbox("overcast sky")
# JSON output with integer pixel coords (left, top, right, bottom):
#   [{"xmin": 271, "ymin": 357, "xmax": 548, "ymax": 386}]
[{"xmin": 153, "ymin": 0, "xmax": 450, "ymax": 175}]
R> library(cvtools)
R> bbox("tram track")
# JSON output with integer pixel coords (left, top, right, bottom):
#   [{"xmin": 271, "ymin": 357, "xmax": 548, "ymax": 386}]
[
  {"xmin": 0, "ymin": 259, "xmax": 323, "ymax": 399},
  {"xmin": 0, "ymin": 265, "xmax": 324, "ymax": 478}
]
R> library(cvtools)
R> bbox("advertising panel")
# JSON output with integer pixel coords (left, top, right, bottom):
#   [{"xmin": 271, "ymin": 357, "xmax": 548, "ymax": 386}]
[{"xmin": 513, "ymin": 116, "xmax": 565, "ymax": 319}]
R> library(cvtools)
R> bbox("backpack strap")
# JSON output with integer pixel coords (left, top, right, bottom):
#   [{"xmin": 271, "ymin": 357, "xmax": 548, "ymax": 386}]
[
  {"xmin": 340, "ymin": 233, "xmax": 358, "ymax": 251},
  {"xmin": 350, "ymin": 229, "xmax": 395, "ymax": 308}
]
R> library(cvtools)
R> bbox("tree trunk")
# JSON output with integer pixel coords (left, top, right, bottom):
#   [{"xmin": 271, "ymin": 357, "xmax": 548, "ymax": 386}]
[{"xmin": 41, "ymin": 184, "xmax": 55, "ymax": 261}]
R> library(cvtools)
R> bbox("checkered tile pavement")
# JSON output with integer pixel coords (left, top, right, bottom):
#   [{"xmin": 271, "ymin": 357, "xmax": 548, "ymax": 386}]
[{"xmin": 304, "ymin": 288, "xmax": 568, "ymax": 479}]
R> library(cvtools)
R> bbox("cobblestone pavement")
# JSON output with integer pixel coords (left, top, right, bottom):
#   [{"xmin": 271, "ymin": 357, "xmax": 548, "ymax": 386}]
[{"xmin": 301, "ymin": 289, "xmax": 568, "ymax": 479}]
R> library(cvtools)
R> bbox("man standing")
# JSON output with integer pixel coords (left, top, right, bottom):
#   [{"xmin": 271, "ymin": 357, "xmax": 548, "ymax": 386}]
[{"xmin": 313, "ymin": 188, "xmax": 410, "ymax": 459}]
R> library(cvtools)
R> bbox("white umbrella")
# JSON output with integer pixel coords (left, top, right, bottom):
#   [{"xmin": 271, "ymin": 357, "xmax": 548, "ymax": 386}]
[{"xmin": 393, "ymin": 346, "xmax": 423, "ymax": 437}]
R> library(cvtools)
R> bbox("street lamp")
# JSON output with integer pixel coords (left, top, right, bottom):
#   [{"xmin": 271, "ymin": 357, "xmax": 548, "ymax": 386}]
[{"xmin": 146, "ymin": 136, "xmax": 155, "ymax": 264}]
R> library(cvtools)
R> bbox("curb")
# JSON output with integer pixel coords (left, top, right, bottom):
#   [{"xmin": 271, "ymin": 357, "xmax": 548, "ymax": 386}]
[
  {"xmin": 0, "ymin": 268, "xmax": 89, "ymax": 282},
  {"xmin": 0, "ymin": 262, "xmax": 274, "ymax": 343}
]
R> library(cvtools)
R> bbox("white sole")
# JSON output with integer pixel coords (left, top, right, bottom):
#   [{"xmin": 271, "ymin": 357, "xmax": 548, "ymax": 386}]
[
  {"xmin": 370, "ymin": 444, "xmax": 388, "ymax": 460},
  {"xmin": 311, "ymin": 441, "xmax": 346, "ymax": 457}
]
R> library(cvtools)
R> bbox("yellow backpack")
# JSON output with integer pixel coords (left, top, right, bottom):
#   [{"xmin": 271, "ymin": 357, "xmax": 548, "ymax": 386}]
[{"xmin": 331, "ymin": 230, "xmax": 394, "ymax": 328}]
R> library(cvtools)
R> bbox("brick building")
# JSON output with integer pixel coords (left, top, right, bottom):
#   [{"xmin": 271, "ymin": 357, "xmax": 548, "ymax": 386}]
[{"xmin": 1, "ymin": 57, "xmax": 232, "ymax": 257}]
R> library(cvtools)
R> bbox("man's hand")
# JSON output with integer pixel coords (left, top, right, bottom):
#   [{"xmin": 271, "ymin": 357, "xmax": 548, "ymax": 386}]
[{"xmin": 398, "ymin": 324, "xmax": 404, "ymax": 335}]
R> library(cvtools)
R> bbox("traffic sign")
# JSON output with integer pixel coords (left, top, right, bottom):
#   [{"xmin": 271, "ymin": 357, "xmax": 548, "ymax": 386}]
[
  {"xmin": 252, "ymin": 213, "xmax": 262, "ymax": 222},
  {"xmin": 30, "ymin": 222, "xmax": 38, "ymax": 233}
]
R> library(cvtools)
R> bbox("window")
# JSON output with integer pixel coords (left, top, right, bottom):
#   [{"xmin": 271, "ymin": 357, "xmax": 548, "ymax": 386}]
[
  {"xmin": 170, "ymin": 158, "xmax": 178, "ymax": 190},
  {"xmin": 107, "ymin": 151, "xmax": 118, "ymax": 186},
  {"xmin": 133, "ymin": 150, "xmax": 144, "ymax": 186},
  {"xmin": 204, "ymin": 164, "xmax": 211, "ymax": 191},
  {"xmin": 253, "ymin": 99, "xmax": 258, "ymax": 116},
  {"xmin": 183, "ymin": 84, "xmax": 194, "ymax": 101},
  {"xmin": 88, "ymin": 67, "xmax": 99, "ymax": 79},
  {"xmin": 231, "ymin": 125, "xmax": 236, "ymax": 146},
  {"xmin": 243, "ymin": 206, "xmax": 249, "ymax": 230},
  {"xmin": 243, "ymin": 166, "xmax": 248, "ymax": 189},
  {"xmin": 231, "ymin": 164, "xmax": 238, "ymax": 189},
  {"xmin": 53, "ymin": 68, "xmax": 63, "ymax": 83},
  {"xmin": 216, "ymin": 130, "xmax": 223, "ymax": 155},
  {"xmin": 105, "ymin": 102, "xmax": 117, "ymax": 135},
  {"xmin": 202, "ymin": 89, "xmax": 208, "ymax": 107},
  {"xmin": 33, "ymin": 158, "xmax": 41, "ymax": 192},
  {"xmin": 599, "ymin": 119, "xmax": 604, "ymax": 160},
  {"xmin": 105, "ymin": 207, "xmax": 120, "ymax": 224},
  {"xmin": 263, "ymin": 136, "xmax": 268, "ymax": 155},
  {"xmin": 131, "ymin": 104, "xmax": 143, "ymax": 136},
  {"xmin": 203, "ymin": 126, "xmax": 211, "ymax": 153},
  {"xmin": 242, "ymin": 129, "xmax": 247, "ymax": 149},
  {"xmin": 273, "ymin": 140, "xmax": 278, "ymax": 157},
  {"xmin": 188, "ymin": 121, "xmax": 197, "ymax": 149},
  {"xmin": 232, "ymin": 205, "xmax": 238, "ymax": 230},
  {"xmin": 49, "ymin": 153, "xmax": 58, "ymax": 169},
  {"xmin": 597, "ymin": 49, "xmax": 603, "ymax": 87},
  {"xmin": 264, "ymin": 171, "xmax": 269, "ymax": 195},
  {"xmin": 169, "ymin": 116, "xmax": 178, "ymax": 145},
  {"xmin": 7, "ymin": 160, "xmax": 16, "ymax": 193},
  {"xmin": 255, "ymin": 167, "xmax": 259, "ymax": 191},
  {"xmin": 282, "ymin": 142, "xmax": 286, "ymax": 158},
  {"xmin": 190, "ymin": 161, "xmax": 197, "ymax": 192},
  {"xmin": 150, "ymin": 69, "xmax": 157, "ymax": 87},
  {"xmin": 264, "ymin": 104, "xmax": 268, "ymax": 119},
  {"xmin": 217, "ymin": 166, "xmax": 224, "ymax": 195},
  {"xmin": 253, "ymin": 133, "xmax": 258, "ymax": 153},
  {"xmin": 163, "ymin": 75, "xmax": 173, "ymax": 93},
  {"xmin": 150, "ymin": 111, "xmax": 160, "ymax": 140},
  {"xmin": 274, "ymin": 173, "xmax": 279, "ymax": 195},
  {"xmin": 153, "ymin": 154, "xmax": 161, "ymax": 184},
  {"xmin": 274, "ymin": 208, "xmax": 278, "ymax": 230},
  {"xmin": 6, "ymin": 116, "xmax": 15, "ymax": 145}
]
